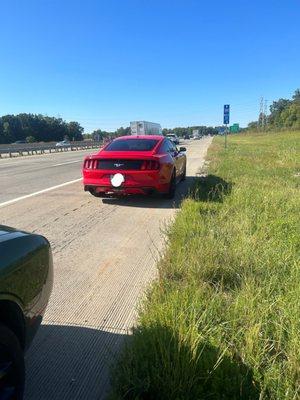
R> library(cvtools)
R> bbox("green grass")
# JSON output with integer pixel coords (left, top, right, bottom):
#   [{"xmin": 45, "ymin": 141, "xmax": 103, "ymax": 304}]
[{"xmin": 110, "ymin": 131, "xmax": 300, "ymax": 400}]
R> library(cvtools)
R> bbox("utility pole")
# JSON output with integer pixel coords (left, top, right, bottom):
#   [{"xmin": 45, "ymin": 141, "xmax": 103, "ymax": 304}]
[
  {"xmin": 259, "ymin": 97, "xmax": 264, "ymax": 130},
  {"xmin": 264, "ymin": 99, "xmax": 268, "ymax": 130}
]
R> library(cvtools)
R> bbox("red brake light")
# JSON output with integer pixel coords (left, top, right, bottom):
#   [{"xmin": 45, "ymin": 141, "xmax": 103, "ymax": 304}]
[
  {"xmin": 84, "ymin": 159, "xmax": 98, "ymax": 169},
  {"xmin": 141, "ymin": 160, "xmax": 160, "ymax": 170}
]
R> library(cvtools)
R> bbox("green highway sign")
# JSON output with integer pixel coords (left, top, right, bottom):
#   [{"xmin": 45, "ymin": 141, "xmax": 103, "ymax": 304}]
[{"xmin": 230, "ymin": 123, "xmax": 240, "ymax": 133}]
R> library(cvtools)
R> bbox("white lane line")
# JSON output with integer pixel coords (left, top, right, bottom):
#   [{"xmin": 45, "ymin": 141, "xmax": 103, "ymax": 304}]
[
  {"xmin": 0, "ymin": 159, "xmax": 83, "ymax": 168},
  {"xmin": 0, "ymin": 161, "xmax": 31, "ymax": 168},
  {"xmin": 0, "ymin": 178, "xmax": 83, "ymax": 209},
  {"xmin": 52, "ymin": 160, "xmax": 82, "ymax": 167}
]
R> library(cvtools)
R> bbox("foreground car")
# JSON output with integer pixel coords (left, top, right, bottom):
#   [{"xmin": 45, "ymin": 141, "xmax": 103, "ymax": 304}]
[
  {"xmin": 83, "ymin": 135, "xmax": 187, "ymax": 199},
  {"xmin": 0, "ymin": 226, "xmax": 53, "ymax": 399}
]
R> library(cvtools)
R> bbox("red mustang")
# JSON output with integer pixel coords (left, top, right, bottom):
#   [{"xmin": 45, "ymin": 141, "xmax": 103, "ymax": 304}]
[{"xmin": 82, "ymin": 135, "xmax": 186, "ymax": 198}]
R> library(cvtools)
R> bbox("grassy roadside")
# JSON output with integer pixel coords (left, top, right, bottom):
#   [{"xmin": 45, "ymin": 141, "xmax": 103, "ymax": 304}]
[{"xmin": 110, "ymin": 131, "xmax": 300, "ymax": 400}]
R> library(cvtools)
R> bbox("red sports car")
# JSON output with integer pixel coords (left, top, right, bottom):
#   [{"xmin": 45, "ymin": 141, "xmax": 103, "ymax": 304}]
[{"xmin": 82, "ymin": 135, "xmax": 187, "ymax": 198}]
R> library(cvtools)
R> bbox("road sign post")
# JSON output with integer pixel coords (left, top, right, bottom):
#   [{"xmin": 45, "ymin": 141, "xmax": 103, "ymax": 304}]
[{"xmin": 223, "ymin": 105, "xmax": 230, "ymax": 149}]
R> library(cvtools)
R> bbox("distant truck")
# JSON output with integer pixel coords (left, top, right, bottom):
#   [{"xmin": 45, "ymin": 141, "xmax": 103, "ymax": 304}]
[{"xmin": 130, "ymin": 121, "xmax": 162, "ymax": 136}]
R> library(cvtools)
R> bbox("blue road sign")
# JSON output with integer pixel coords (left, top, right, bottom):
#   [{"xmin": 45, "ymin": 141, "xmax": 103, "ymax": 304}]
[
  {"xmin": 223, "ymin": 104, "xmax": 230, "ymax": 124},
  {"xmin": 217, "ymin": 126, "xmax": 226, "ymax": 134}
]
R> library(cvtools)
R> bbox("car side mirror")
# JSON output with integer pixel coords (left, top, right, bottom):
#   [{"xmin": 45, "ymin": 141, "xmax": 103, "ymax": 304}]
[{"xmin": 179, "ymin": 147, "xmax": 186, "ymax": 152}]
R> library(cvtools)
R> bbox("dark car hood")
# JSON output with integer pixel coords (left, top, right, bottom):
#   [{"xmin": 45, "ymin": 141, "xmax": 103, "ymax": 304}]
[{"xmin": 0, "ymin": 225, "xmax": 27, "ymax": 243}]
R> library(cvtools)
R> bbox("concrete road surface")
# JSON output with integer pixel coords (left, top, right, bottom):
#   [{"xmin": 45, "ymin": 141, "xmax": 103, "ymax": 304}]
[
  {"xmin": 0, "ymin": 148, "xmax": 94, "ymax": 204},
  {"xmin": 0, "ymin": 137, "xmax": 212, "ymax": 399}
]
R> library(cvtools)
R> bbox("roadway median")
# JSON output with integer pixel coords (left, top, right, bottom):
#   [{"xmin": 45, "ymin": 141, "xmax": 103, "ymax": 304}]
[{"xmin": 0, "ymin": 141, "xmax": 102, "ymax": 158}]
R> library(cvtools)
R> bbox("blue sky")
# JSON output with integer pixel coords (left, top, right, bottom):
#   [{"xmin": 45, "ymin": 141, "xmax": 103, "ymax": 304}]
[{"xmin": 0, "ymin": 0, "xmax": 299, "ymax": 131}]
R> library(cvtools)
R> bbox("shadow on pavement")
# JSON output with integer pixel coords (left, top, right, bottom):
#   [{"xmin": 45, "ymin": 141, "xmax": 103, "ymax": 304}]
[
  {"xmin": 101, "ymin": 176, "xmax": 195, "ymax": 209},
  {"xmin": 24, "ymin": 324, "xmax": 126, "ymax": 400}
]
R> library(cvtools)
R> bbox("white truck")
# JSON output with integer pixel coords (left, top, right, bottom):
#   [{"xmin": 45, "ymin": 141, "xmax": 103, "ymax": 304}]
[
  {"xmin": 130, "ymin": 121, "xmax": 162, "ymax": 136},
  {"xmin": 192, "ymin": 129, "xmax": 200, "ymax": 140}
]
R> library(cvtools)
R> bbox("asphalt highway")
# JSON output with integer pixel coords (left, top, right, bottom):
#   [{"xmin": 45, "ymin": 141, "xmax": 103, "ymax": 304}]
[{"xmin": 0, "ymin": 137, "xmax": 212, "ymax": 399}]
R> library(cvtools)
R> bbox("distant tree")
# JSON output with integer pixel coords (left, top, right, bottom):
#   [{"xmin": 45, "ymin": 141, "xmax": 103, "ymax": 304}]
[
  {"xmin": 247, "ymin": 121, "xmax": 259, "ymax": 130},
  {"xmin": 91, "ymin": 129, "xmax": 111, "ymax": 141},
  {"xmin": 269, "ymin": 98, "xmax": 291, "ymax": 114},
  {"xmin": 83, "ymin": 133, "xmax": 93, "ymax": 139},
  {"xmin": 116, "ymin": 126, "xmax": 130, "ymax": 137},
  {"xmin": 280, "ymin": 102, "xmax": 300, "ymax": 129},
  {"xmin": 268, "ymin": 98, "xmax": 291, "ymax": 126},
  {"xmin": 173, "ymin": 127, "xmax": 189, "ymax": 137},
  {"xmin": 26, "ymin": 136, "xmax": 36, "ymax": 143},
  {"xmin": 162, "ymin": 125, "xmax": 218, "ymax": 137},
  {"xmin": 292, "ymin": 89, "xmax": 300, "ymax": 102},
  {"xmin": 67, "ymin": 121, "xmax": 84, "ymax": 141},
  {"xmin": 1, "ymin": 121, "xmax": 13, "ymax": 143},
  {"xmin": 248, "ymin": 88, "xmax": 300, "ymax": 130},
  {"xmin": 0, "ymin": 113, "xmax": 84, "ymax": 144},
  {"xmin": 1, "ymin": 115, "xmax": 22, "ymax": 141}
]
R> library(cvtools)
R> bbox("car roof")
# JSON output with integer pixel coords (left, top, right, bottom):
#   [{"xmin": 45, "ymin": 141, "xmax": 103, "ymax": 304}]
[{"xmin": 114, "ymin": 135, "xmax": 164, "ymax": 141}]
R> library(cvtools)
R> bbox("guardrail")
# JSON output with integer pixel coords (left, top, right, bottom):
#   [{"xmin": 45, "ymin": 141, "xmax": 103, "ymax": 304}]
[{"xmin": 0, "ymin": 141, "xmax": 103, "ymax": 158}]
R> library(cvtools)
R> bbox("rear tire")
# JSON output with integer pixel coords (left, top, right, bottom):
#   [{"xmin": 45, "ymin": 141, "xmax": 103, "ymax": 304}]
[
  {"xmin": 0, "ymin": 324, "xmax": 25, "ymax": 400},
  {"xmin": 164, "ymin": 171, "xmax": 176, "ymax": 199}
]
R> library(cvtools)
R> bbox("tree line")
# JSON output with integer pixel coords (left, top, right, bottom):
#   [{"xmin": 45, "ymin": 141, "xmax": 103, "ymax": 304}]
[
  {"xmin": 2, "ymin": 90, "xmax": 299, "ymax": 144},
  {"xmin": 87, "ymin": 126, "xmax": 131, "ymax": 141},
  {"xmin": 163, "ymin": 126, "xmax": 218, "ymax": 137},
  {"xmin": 0, "ymin": 114, "xmax": 219, "ymax": 144},
  {"xmin": 88, "ymin": 125, "xmax": 218, "ymax": 140},
  {"xmin": 0, "ymin": 114, "xmax": 84, "ymax": 144},
  {"xmin": 247, "ymin": 89, "xmax": 300, "ymax": 130}
]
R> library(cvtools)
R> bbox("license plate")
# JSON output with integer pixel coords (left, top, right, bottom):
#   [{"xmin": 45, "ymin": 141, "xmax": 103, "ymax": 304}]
[{"xmin": 110, "ymin": 173, "xmax": 125, "ymax": 187}]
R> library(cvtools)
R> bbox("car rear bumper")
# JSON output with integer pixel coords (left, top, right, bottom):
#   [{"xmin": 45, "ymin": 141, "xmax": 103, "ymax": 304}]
[
  {"xmin": 84, "ymin": 184, "xmax": 161, "ymax": 195},
  {"xmin": 83, "ymin": 170, "xmax": 170, "ymax": 195}
]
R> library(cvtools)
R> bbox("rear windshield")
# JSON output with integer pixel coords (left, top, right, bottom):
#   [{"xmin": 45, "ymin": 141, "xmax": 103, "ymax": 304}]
[{"xmin": 105, "ymin": 139, "xmax": 158, "ymax": 152}]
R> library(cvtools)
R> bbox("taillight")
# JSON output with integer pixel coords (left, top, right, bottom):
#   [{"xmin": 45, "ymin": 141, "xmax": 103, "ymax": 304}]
[
  {"xmin": 84, "ymin": 159, "xmax": 98, "ymax": 169},
  {"xmin": 140, "ymin": 160, "xmax": 160, "ymax": 170}
]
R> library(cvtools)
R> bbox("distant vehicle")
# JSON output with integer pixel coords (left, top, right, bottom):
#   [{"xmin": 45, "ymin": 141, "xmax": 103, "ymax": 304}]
[
  {"xmin": 56, "ymin": 140, "xmax": 70, "ymax": 147},
  {"xmin": 184, "ymin": 134, "xmax": 190, "ymax": 140},
  {"xmin": 83, "ymin": 135, "xmax": 186, "ymax": 199},
  {"xmin": 166, "ymin": 134, "xmax": 179, "ymax": 145},
  {"xmin": 0, "ymin": 225, "xmax": 53, "ymax": 399},
  {"xmin": 192, "ymin": 133, "xmax": 201, "ymax": 140},
  {"xmin": 12, "ymin": 140, "xmax": 26, "ymax": 144},
  {"xmin": 130, "ymin": 121, "xmax": 162, "ymax": 136}
]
